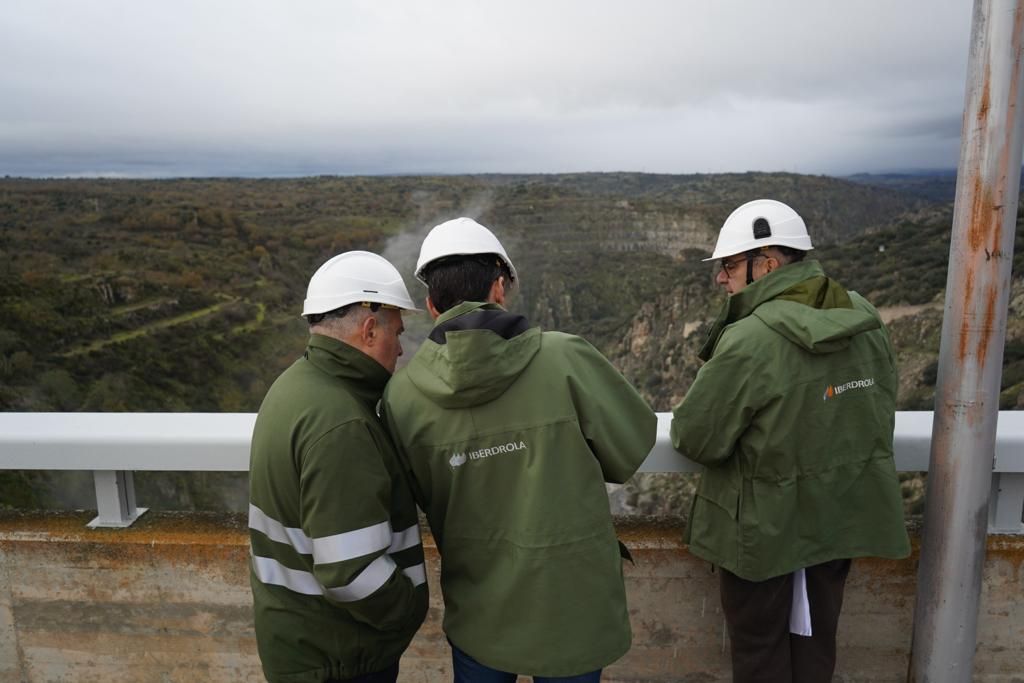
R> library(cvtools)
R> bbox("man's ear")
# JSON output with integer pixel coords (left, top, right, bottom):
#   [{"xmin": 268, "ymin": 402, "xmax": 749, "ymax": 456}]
[
  {"xmin": 360, "ymin": 314, "xmax": 378, "ymax": 346},
  {"xmin": 488, "ymin": 276, "xmax": 506, "ymax": 306},
  {"xmin": 425, "ymin": 296, "xmax": 441, "ymax": 320}
]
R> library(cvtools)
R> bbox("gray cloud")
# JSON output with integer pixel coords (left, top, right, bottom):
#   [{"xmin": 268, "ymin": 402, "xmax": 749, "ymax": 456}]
[
  {"xmin": 865, "ymin": 114, "xmax": 964, "ymax": 142},
  {"xmin": 0, "ymin": 0, "xmax": 974, "ymax": 177}
]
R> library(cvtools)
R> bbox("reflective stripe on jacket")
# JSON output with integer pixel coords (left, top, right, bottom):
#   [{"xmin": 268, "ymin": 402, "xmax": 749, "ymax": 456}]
[{"xmin": 249, "ymin": 334, "xmax": 428, "ymax": 683}]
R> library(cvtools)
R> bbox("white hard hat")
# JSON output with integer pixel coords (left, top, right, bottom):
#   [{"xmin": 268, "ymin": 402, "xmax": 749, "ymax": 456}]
[
  {"xmin": 414, "ymin": 217, "xmax": 518, "ymax": 289},
  {"xmin": 704, "ymin": 199, "xmax": 814, "ymax": 261},
  {"xmin": 302, "ymin": 251, "xmax": 419, "ymax": 316}
]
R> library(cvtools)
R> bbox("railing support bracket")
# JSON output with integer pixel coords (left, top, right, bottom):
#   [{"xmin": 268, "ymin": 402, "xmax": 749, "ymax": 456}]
[
  {"xmin": 87, "ymin": 470, "xmax": 148, "ymax": 528},
  {"xmin": 990, "ymin": 472, "xmax": 1024, "ymax": 535}
]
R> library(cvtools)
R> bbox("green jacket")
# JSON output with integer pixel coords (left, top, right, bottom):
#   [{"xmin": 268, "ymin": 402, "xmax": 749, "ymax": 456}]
[
  {"xmin": 382, "ymin": 302, "xmax": 656, "ymax": 677},
  {"xmin": 249, "ymin": 334, "xmax": 428, "ymax": 683},
  {"xmin": 670, "ymin": 260, "xmax": 910, "ymax": 581}
]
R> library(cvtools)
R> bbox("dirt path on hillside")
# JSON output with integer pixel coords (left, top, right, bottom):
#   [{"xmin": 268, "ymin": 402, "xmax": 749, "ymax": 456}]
[{"xmin": 62, "ymin": 299, "xmax": 238, "ymax": 357}]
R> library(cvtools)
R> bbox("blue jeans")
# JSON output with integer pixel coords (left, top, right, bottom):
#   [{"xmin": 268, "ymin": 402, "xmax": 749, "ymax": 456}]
[{"xmin": 451, "ymin": 643, "xmax": 601, "ymax": 683}]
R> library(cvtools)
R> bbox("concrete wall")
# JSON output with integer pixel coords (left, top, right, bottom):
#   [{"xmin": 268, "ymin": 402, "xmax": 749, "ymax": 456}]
[{"xmin": 0, "ymin": 512, "xmax": 1022, "ymax": 683}]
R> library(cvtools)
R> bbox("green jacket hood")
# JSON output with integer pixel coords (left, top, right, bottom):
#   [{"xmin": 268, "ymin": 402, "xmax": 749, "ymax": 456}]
[
  {"xmin": 305, "ymin": 333, "xmax": 391, "ymax": 403},
  {"xmin": 406, "ymin": 301, "xmax": 541, "ymax": 408},
  {"xmin": 700, "ymin": 260, "xmax": 879, "ymax": 359}
]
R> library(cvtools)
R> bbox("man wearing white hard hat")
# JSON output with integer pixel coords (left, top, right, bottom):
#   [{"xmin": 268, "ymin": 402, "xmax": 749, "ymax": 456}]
[
  {"xmin": 249, "ymin": 251, "xmax": 428, "ymax": 683},
  {"xmin": 382, "ymin": 217, "xmax": 656, "ymax": 681},
  {"xmin": 670, "ymin": 200, "xmax": 910, "ymax": 682}
]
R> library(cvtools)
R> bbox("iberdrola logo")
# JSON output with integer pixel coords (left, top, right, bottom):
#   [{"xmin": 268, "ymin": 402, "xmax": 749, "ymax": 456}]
[
  {"xmin": 823, "ymin": 377, "xmax": 875, "ymax": 401},
  {"xmin": 448, "ymin": 440, "xmax": 528, "ymax": 469}
]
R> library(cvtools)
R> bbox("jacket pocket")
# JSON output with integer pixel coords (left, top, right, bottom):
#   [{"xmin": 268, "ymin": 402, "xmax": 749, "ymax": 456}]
[
  {"xmin": 685, "ymin": 465, "xmax": 740, "ymax": 563},
  {"xmin": 695, "ymin": 466, "xmax": 740, "ymax": 520}
]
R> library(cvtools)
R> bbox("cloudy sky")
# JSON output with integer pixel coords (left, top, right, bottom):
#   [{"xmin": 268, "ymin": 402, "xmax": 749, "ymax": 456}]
[{"xmin": 1, "ymin": 1, "xmax": 973, "ymax": 178}]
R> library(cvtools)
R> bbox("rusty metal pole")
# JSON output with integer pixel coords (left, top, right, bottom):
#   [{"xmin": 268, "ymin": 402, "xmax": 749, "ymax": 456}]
[{"xmin": 909, "ymin": 0, "xmax": 1024, "ymax": 680}]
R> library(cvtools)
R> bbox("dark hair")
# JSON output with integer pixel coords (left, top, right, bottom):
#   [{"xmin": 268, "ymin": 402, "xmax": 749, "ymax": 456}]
[
  {"xmin": 423, "ymin": 255, "xmax": 511, "ymax": 314},
  {"xmin": 772, "ymin": 246, "xmax": 807, "ymax": 264}
]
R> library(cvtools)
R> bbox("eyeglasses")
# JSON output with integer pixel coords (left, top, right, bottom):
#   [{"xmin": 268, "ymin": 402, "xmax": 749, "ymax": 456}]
[{"xmin": 719, "ymin": 254, "xmax": 766, "ymax": 275}]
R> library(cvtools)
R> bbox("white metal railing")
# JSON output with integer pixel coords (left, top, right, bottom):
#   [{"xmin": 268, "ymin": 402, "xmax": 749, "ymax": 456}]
[{"xmin": 1, "ymin": 411, "xmax": 1022, "ymax": 532}]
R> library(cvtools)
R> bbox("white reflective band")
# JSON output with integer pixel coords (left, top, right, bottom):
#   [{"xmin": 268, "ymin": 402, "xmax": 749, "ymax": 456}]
[
  {"xmin": 250, "ymin": 505, "xmax": 405, "ymax": 566},
  {"xmin": 389, "ymin": 524, "xmax": 422, "ymax": 553},
  {"xmin": 325, "ymin": 554, "xmax": 398, "ymax": 602},
  {"xmin": 249, "ymin": 504, "xmax": 313, "ymax": 555},
  {"xmin": 251, "ymin": 554, "xmax": 322, "ymax": 596},
  {"xmin": 252, "ymin": 553, "xmax": 404, "ymax": 603},
  {"xmin": 402, "ymin": 563, "xmax": 427, "ymax": 587},
  {"xmin": 313, "ymin": 520, "xmax": 391, "ymax": 566}
]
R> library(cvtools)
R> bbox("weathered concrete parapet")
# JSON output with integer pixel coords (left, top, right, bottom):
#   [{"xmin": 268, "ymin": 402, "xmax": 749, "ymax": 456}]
[
  {"xmin": 1, "ymin": 512, "xmax": 1022, "ymax": 682},
  {"xmin": 0, "ymin": 512, "xmax": 258, "ymax": 683}
]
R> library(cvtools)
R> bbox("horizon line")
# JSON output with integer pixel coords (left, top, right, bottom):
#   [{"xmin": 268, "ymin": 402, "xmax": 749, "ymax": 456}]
[{"xmin": 0, "ymin": 167, "xmax": 966, "ymax": 182}]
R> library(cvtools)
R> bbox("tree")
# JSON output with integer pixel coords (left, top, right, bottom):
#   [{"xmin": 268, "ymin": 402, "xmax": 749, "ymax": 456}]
[{"xmin": 38, "ymin": 369, "xmax": 81, "ymax": 411}]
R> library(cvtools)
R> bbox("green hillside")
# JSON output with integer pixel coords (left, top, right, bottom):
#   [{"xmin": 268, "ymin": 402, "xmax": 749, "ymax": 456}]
[
  {"xmin": 0, "ymin": 173, "xmax": 931, "ymax": 413},
  {"xmin": 0, "ymin": 173, "xmax": 1020, "ymax": 513}
]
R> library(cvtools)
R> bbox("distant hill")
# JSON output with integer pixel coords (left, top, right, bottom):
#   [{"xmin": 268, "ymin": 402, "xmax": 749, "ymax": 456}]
[
  {"xmin": 0, "ymin": 172, "xmax": 932, "ymax": 408},
  {"xmin": 1, "ymin": 172, "xmax": 1020, "ymax": 513},
  {"xmin": 845, "ymin": 168, "xmax": 1024, "ymax": 204},
  {"xmin": 844, "ymin": 170, "xmax": 959, "ymax": 203}
]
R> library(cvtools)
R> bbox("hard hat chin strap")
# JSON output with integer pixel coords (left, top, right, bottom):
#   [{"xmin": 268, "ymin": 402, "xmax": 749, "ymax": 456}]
[{"xmin": 748, "ymin": 219, "xmax": 772, "ymax": 286}]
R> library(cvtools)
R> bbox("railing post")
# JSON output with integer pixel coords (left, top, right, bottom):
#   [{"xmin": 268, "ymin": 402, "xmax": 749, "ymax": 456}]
[
  {"xmin": 909, "ymin": 0, "xmax": 1024, "ymax": 680},
  {"xmin": 990, "ymin": 472, "xmax": 1024, "ymax": 533},
  {"xmin": 86, "ymin": 470, "xmax": 148, "ymax": 528}
]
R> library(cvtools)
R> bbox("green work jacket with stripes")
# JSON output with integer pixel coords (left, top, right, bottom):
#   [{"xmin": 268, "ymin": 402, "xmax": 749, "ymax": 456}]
[
  {"xmin": 249, "ymin": 334, "xmax": 428, "ymax": 683},
  {"xmin": 382, "ymin": 301, "xmax": 657, "ymax": 677},
  {"xmin": 671, "ymin": 260, "xmax": 911, "ymax": 582}
]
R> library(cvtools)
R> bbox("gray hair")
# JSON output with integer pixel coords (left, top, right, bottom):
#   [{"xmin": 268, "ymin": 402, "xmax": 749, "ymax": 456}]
[{"xmin": 309, "ymin": 305, "xmax": 379, "ymax": 340}]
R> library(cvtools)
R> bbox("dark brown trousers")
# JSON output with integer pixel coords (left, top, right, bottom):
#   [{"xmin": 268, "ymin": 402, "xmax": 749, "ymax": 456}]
[{"xmin": 719, "ymin": 559, "xmax": 852, "ymax": 683}]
